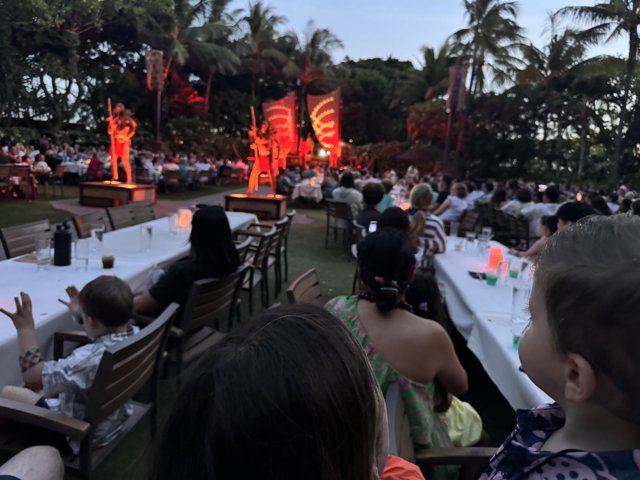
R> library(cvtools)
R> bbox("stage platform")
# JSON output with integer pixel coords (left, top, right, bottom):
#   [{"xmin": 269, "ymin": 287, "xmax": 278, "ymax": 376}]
[
  {"xmin": 225, "ymin": 193, "xmax": 287, "ymax": 220},
  {"xmin": 80, "ymin": 181, "xmax": 157, "ymax": 207}
]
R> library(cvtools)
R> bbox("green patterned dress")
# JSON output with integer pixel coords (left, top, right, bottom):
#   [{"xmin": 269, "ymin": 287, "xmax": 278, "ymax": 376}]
[{"xmin": 325, "ymin": 296, "xmax": 452, "ymax": 450}]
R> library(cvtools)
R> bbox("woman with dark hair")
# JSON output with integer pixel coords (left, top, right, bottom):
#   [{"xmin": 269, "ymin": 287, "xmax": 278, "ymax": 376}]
[
  {"xmin": 332, "ymin": 171, "xmax": 363, "ymax": 216},
  {"xmin": 556, "ymin": 201, "xmax": 595, "ymax": 231},
  {"xmin": 489, "ymin": 187, "xmax": 507, "ymax": 209},
  {"xmin": 153, "ymin": 304, "xmax": 425, "ymax": 480},
  {"xmin": 134, "ymin": 206, "xmax": 240, "ymax": 314},
  {"xmin": 378, "ymin": 206, "xmax": 411, "ymax": 233},
  {"xmin": 588, "ymin": 195, "xmax": 612, "ymax": 216},
  {"xmin": 325, "ymin": 229, "xmax": 482, "ymax": 461}
]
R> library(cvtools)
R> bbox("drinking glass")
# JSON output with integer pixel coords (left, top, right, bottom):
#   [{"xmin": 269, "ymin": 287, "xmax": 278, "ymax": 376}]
[
  {"xmin": 90, "ymin": 224, "xmax": 105, "ymax": 253},
  {"xmin": 449, "ymin": 221, "xmax": 460, "ymax": 238},
  {"xmin": 35, "ymin": 237, "xmax": 51, "ymax": 271},
  {"xmin": 168, "ymin": 214, "xmax": 179, "ymax": 234},
  {"xmin": 140, "ymin": 225, "xmax": 153, "ymax": 251},
  {"xmin": 75, "ymin": 238, "xmax": 90, "ymax": 271},
  {"xmin": 511, "ymin": 283, "xmax": 531, "ymax": 349},
  {"xmin": 481, "ymin": 226, "xmax": 493, "ymax": 239},
  {"xmin": 508, "ymin": 258, "xmax": 523, "ymax": 280},
  {"xmin": 464, "ymin": 232, "xmax": 477, "ymax": 253}
]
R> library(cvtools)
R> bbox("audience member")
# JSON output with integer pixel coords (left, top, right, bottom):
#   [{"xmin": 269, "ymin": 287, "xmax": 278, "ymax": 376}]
[
  {"xmin": 134, "ymin": 206, "xmax": 240, "ymax": 315},
  {"xmin": 378, "ymin": 206, "xmax": 411, "ymax": 233},
  {"xmin": 434, "ymin": 175, "xmax": 453, "ymax": 206},
  {"xmin": 488, "ymin": 187, "xmax": 507, "ymax": 209},
  {"xmin": 153, "ymin": 304, "xmax": 425, "ymax": 480},
  {"xmin": 378, "ymin": 180, "xmax": 395, "ymax": 212},
  {"xmin": 325, "ymin": 229, "xmax": 483, "ymax": 470},
  {"xmin": 332, "ymin": 171, "xmax": 363, "ymax": 216},
  {"xmin": 501, "ymin": 188, "xmax": 533, "ymax": 216},
  {"xmin": 407, "ymin": 183, "xmax": 446, "ymax": 261},
  {"xmin": 521, "ymin": 185, "xmax": 560, "ymax": 238},
  {"xmin": 556, "ymin": 201, "xmax": 595, "ymax": 231},
  {"xmin": 433, "ymin": 182, "xmax": 468, "ymax": 222},
  {"xmin": 589, "ymin": 195, "xmax": 612, "ymax": 216},
  {"xmin": 0, "ymin": 276, "xmax": 137, "ymax": 454},
  {"xmin": 356, "ymin": 182, "xmax": 385, "ymax": 230},
  {"xmin": 607, "ymin": 192, "xmax": 620, "ymax": 213},
  {"xmin": 481, "ymin": 216, "xmax": 640, "ymax": 479},
  {"xmin": 509, "ymin": 215, "xmax": 558, "ymax": 260}
]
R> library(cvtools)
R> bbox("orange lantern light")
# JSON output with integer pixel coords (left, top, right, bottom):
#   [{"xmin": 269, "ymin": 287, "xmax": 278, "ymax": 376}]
[
  {"xmin": 487, "ymin": 246, "xmax": 505, "ymax": 270},
  {"xmin": 177, "ymin": 209, "xmax": 192, "ymax": 228}
]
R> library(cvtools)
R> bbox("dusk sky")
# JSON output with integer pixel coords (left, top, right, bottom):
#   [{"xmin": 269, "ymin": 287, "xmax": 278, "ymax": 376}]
[{"xmin": 230, "ymin": 1, "xmax": 627, "ymax": 66}]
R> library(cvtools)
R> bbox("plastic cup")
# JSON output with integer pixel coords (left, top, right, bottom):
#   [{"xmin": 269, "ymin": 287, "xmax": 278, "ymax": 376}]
[
  {"xmin": 75, "ymin": 238, "xmax": 90, "ymax": 271},
  {"xmin": 465, "ymin": 232, "xmax": 476, "ymax": 253},
  {"xmin": 449, "ymin": 221, "xmax": 460, "ymax": 238},
  {"xmin": 140, "ymin": 225, "xmax": 153, "ymax": 251},
  {"xmin": 511, "ymin": 283, "xmax": 531, "ymax": 349},
  {"xmin": 485, "ymin": 269, "xmax": 498, "ymax": 286}
]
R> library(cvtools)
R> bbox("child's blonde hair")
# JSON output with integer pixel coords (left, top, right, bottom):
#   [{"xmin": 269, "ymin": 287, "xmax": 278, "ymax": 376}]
[{"xmin": 536, "ymin": 215, "xmax": 640, "ymax": 420}]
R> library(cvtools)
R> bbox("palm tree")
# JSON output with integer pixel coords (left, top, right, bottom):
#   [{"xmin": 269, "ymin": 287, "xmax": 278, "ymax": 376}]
[
  {"xmin": 451, "ymin": 0, "xmax": 526, "ymax": 96},
  {"xmin": 558, "ymin": 1, "xmax": 640, "ymax": 183},
  {"xmin": 288, "ymin": 21, "xmax": 343, "ymax": 145},
  {"xmin": 239, "ymin": 1, "xmax": 289, "ymax": 105}
]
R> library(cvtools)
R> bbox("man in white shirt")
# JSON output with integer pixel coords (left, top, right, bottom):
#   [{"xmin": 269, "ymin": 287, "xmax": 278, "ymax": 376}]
[{"xmin": 521, "ymin": 185, "xmax": 560, "ymax": 238}]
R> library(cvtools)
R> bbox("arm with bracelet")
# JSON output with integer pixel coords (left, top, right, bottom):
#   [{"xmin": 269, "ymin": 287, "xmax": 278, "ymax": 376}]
[{"xmin": 0, "ymin": 293, "xmax": 44, "ymax": 390}]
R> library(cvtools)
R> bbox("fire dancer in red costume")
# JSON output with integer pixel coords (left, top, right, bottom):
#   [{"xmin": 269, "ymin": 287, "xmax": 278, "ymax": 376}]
[
  {"xmin": 248, "ymin": 121, "xmax": 279, "ymax": 195},
  {"xmin": 107, "ymin": 101, "xmax": 137, "ymax": 184}
]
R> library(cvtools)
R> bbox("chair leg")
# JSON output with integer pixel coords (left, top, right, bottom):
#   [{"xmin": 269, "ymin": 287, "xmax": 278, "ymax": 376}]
[
  {"xmin": 325, "ymin": 220, "xmax": 329, "ymax": 248},
  {"xmin": 284, "ymin": 249, "xmax": 289, "ymax": 281},
  {"xmin": 263, "ymin": 269, "xmax": 269, "ymax": 307}
]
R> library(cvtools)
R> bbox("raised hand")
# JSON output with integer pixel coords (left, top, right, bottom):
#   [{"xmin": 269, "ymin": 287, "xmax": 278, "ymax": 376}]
[
  {"xmin": 58, "ymin": 285, "xmax": 81, "ymax": 319},
  {"xmin": 0, "ymin": 292, "xmax": 35, "ymax": 332}
]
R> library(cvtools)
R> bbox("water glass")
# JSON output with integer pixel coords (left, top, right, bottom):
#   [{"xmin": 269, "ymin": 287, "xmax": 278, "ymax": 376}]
[
  {"xmin": 90, "ymin": 224, "xmax": 105, "ymax": 253},
  {"xmin": 464, "ymin": 232, "xmax": 477, "ymax": 253},
  {"xmin": 140, "ymin": 225, "xmax": 153, "ymax": 251},
  {"xmin": 508, "ymin": 258, "xmax": 523, "ymax": 280},
  {"xmin": 75, "ymin": 238, "xmax": 90, "ymax": 271},
  {"xmin": 481, "ymin": 226, "xmax": 493, "ymax": 239},
  {"xmin": 35, "ymin": 237, "xmax": 51, "ymax": 271},
  {"xmin": 511, "ymin": 283, "xmax": 531, "ymax": 349},
  {"xmin": 449, "ymin": 221, "xmax": 460, "ymax": 238},
  {"xmin": 168, "ymin": 214, "xmax": 179, "ymax": 234}
]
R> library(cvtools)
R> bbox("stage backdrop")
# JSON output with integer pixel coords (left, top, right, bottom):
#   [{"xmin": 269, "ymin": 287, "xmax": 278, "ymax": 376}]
[
  {"xmin": 262, "ymin": 92, "xmax": 297, "ymax": 169},
  {"xmin": 307, "ymin": 88, "xmax": 341, "ymax": 168}
]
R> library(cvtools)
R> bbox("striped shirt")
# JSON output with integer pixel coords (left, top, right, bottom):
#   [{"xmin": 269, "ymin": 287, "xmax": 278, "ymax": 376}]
[{"xmin": 423, "ymin": 213, "xmax": 447, "ymax": 255}]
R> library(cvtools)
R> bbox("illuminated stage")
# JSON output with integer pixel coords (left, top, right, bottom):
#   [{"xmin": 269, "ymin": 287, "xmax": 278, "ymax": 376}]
[
  {"xmin": 225, "ymin": 193, "xmax": 287, "ymax": 220},
  {"xmin": 79, "ymin": 181, "xmax": 157, "ymax": 207}
]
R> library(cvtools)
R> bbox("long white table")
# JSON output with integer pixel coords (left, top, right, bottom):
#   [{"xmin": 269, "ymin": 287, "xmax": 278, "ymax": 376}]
[
  {"xmin": 0, "ymin": 211, "xmax": 257, "ymax": 387},
  {"xmin": 434, "ymin": 238, "xmax": 551, "ymax": 410}
]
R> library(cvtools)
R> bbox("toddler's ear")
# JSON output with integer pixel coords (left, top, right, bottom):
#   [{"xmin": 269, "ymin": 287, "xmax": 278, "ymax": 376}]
[{"xmin": 563, "ymin": 353, "xmax": 596, "ymax": 402}]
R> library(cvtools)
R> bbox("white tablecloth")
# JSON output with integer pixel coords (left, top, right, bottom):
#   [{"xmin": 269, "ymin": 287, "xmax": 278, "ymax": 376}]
[
  {"xmin": 434, "ymin": 238, "xmax": 551, "ymax": 410},
  {"xmin": 292, "ymin": 181, "xmax": 323, "ymax": 203},
  {"xmin": 0, "ymin": 211, "xmax": 257, "ymax": 387},
  {"xmin": 61, "ymin": 161, "xmax": 88, "ymax": 175}
]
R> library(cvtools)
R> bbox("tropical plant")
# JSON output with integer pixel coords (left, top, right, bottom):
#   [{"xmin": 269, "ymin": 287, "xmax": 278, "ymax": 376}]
[{"xmin": 558, "ymin": 0, "xmax": 640, "ymax": 182}]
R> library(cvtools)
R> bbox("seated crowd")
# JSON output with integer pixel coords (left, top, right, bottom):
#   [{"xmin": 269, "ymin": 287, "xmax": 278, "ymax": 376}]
[{"xmin": 2, "ymin": 159, "xmax": 640, "ymax": 479}]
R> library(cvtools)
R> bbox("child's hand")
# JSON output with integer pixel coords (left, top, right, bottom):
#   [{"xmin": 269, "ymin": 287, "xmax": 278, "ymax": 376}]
[
  {"xmin": 58, "ymin": 286, "xmax": 81, "ymax": 319},
  {"xmin": 0, "ymin": 292, "xmax": 35, "ymax": 332}
]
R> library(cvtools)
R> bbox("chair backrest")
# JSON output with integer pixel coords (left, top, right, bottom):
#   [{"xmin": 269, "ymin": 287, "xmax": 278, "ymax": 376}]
[
  {"xmin": 326, "ymin": 199, "xmax": 352, "ymax": 222},
  {"xmin": 246, "ymin": 228, "xmax": 276, "ymax": 269},
  {"xmin": 0, "ymin": 220, "xmax": 51, "ymax": 258},
  {"xmin": 353, "ymin": 220, "xmax": 367, "ymax": 242},
  {"xmin": 85, "ymin": 303, "xmax": 179, "ymax": 423},
  {"xmin": 164, "ymin": 169, "xmax": 180, "ymax": 183},
  {"xmin": 508, "ymin": 214, "xmax": 530, "ymax": 249},
  {"xmin": 385, "ymin": 382, "xmax": 416, "ymax": 462},
  {"xmin": 72, "ymin": 210, "xmax": 111, "ymax": 239},
  {"xmin": 0, "ymin": 164, "xmax": 11, "ymax": 179},
  {"xmin": 107, "ymin": 204, "xmax": 136, "ymax": 230},
  {"xmin": 459, "ymin": 210, "xmax": 480, "ymax": 235},
  {"xmin": 235, "ymin": 237, "xmax": 252, "ymax": 263},
  {"xmin": 52, "ymin": 164, "xmax": 65, "ymax": 177},
  {"xmin": 177, "ymin": 263, "xmax": 250, "ymax": 333},
  {"xmin": 287, "ymin": 268, "xmax": 323, "ymax": 305},
  {"xmin": 129, "ymin": 201, "xmax": 156, "ymax": 224},
  {"xmin": 9, "ymin": 164, "xmax": 31, "ymax": 179},
  {"xmin": 269, "ymin": 217, "xmax": 288, "ymax": 255}
]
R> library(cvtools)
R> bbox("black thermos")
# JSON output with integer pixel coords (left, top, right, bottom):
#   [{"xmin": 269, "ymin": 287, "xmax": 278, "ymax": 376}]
[{"xmin": 54, "ymin": 221, "xmax": 72, "ymax": 266}]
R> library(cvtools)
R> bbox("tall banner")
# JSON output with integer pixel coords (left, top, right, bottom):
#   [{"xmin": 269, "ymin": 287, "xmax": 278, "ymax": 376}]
[
  {"xmin": 262, "ymin": 92, "xmax": 297, "ymax": 168},
  {"xmin": 145, "ymin": 50, "xmax": 165, "ymax": 92},
  {"xmin": 307, "ymin": 88, "xmax": 341, "ymax": 168}
]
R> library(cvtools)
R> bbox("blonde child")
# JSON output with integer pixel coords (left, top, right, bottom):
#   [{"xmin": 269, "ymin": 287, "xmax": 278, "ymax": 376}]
[{"xmin": 481, "ymin": 215, "xmax": 640, "ymax": 479}]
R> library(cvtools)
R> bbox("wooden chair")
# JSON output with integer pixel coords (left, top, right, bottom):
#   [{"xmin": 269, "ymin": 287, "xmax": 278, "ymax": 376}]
[
  {"xmin": 385, "ymin": 382, "xmax": 494, "ymax": 476},
  {"xmin": 72, "ymin": 211, "xmax": 112, "ymax": 239},
  {"xmin": 287, "ymin": 268, "xmax": 324, "ymax": 306},
  {"xmin": 163, "ymin": 169, "xmax": 182, "ymax": 191},
  {"xmin": 129, "ymin": 201, "xmax": 156, "ymax": 225},
  {"xmin": 40, "ymin": 165, "xmax": 65, "ymax": 197},
  {"xmin": 9, "ymin": 165, "xmax": 36, "ymax": 200},
  {"xmin": 0, "ymin": 164, "xmax": 11, "ymax": 199},
  {"xmin": 282, "ymin": 210, "xmax": 296, "ymax": 282},
  {"xmin": 237, "ymin": 227, "xmax": 276, "ymax": 314},
  {"xmin": 458, "ymin": 210, "xmax": 480, "ymax": 236},
  {"xmin": 106, "ymin": 202, "xmax": 153, "ymax": 231},
  {"xmin": 166, "ymin": 264, "xmax": 250, "ymax": 379},
  {"xmin": 325, "ymin": 200, "xmax": 353, "ymax": 251},
  {"xmin": 0, "ymin": 303, "xmax": 179, "ymax": 479},
  {"xmin": 0, "ymin": 220, "xmax": 51, "ymax": 258},
  {"xmin": 245, "ymin": 218, "xmax": 288, "ymax": 298}
]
